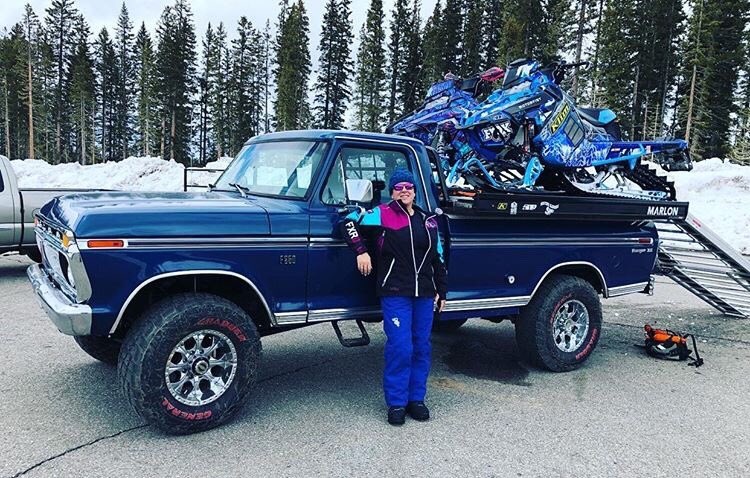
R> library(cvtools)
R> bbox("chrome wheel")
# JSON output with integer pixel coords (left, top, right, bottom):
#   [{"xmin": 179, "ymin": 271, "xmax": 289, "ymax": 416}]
[
  {"xmin": 552, "ymin": 300, "xmax": 590, "ymax": 353},
  {"xmin": 165, "ymin": 329, "xmax": 238, "ymax": 406}
]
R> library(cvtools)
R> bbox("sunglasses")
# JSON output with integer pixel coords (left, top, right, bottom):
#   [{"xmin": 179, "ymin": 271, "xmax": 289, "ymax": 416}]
[{"xmin": 393, "ymin": 182, "xmax": 414, "ymax": 192}]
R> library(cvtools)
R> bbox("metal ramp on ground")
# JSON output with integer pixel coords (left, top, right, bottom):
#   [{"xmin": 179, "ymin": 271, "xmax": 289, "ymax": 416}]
[{"xmin": 657, "ymin": 214, "xmax": 750, "ymax": 318}]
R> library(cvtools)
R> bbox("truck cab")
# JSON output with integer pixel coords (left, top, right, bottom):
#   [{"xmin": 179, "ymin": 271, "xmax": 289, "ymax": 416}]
[{"xmin": 27, "ymin": 130, "xmax": 662, "ymax": 434}]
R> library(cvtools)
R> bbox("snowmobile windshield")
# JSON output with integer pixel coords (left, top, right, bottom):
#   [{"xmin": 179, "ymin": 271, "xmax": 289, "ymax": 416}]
[
  {"xmin": 426, "ymin": 79, "xmax": 457, "ymax": 100},
  {"xmin": 502, "ymin": 59, "xmax": 540, "ymax": 90},
  {"xmin": 215, "ymin": 140, "xmax": 329, "ymax": 199}
]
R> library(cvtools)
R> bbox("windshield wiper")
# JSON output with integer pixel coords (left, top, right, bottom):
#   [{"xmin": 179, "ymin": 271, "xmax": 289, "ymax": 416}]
[{"xmin": 228, "ymin": 182, "xmax": 249, "ymax": 198}]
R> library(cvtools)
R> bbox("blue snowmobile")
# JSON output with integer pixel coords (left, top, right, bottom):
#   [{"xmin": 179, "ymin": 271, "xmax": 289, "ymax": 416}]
[
  {"xmin": 454, "ymin": 59, "xmax": 692, "ymax": 200},
  {"xmin": 386, "ymin": 67, "xmax": 505, "ymax": 163}
]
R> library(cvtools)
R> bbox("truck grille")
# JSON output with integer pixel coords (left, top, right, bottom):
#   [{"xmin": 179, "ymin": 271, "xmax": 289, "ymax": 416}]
[{"xmin": 35, "ymin": 217, "xmax": 77, "ymax": 300}]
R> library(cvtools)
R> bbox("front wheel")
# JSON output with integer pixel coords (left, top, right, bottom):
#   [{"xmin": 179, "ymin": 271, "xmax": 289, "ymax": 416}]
[
  {"xmin": 515, "ymin": 274, "xmax": 602, "ymax": 372},
  {"xmin": 74, "ymin": 335, "xmax": 121, "ymax": 365},
  {"xmin": 118, "ymin": 292, "xmax": 262, "ymax": 434}
]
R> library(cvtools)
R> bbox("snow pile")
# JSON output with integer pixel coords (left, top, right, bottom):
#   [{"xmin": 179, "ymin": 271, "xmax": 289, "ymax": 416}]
[
  {"xmin": 7, "ymin": 155, "xmax": 750, "ymax": 254},
  {"xmin": 10, "ymin": 156, "xmax": 232, "ymax": 192},
  {"xmin": 670, "ymin": 158, "xmax": 750, "ymax": 254}
]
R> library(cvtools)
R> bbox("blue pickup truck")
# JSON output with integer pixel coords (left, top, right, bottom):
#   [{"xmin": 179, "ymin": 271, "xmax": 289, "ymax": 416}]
[{"xmin": 27, "ymin": 130, "xmax": 685, "ymax": 433}]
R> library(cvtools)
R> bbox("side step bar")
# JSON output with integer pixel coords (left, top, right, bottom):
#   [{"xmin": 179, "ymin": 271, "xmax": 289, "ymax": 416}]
[
  {"xmin": 657, "ymin": 214, "xmax": 750, "ymax": 318},
  {"xmin": 332, "ymin": 320, "xmax": 371, "ymax": 347}
]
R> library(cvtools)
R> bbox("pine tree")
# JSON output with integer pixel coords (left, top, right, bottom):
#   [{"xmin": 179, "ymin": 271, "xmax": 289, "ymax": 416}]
[
  {"xmin": 497, "ymin": 0, "xmax": 548, "ymax": 65},
  {"xmin": 676, "ymin": 0, "xmax": 748, "ymax": 158},
  {"xmin": 1, "ymin": 24, "xmax": 30, "ymax": 159},
  {"xmin": 462, "ymin": 0, "xmax": 482, "ymax": 75},
  {"xmin": 207, "ymin": 22, "xmax": 230, "ymax": 157},
  {"xmin": 95, "ymin": 27, "xmax": 117, "ymax": 162},
  {"xmin": 36, "ymin": 26, "xmax": 55, "ymax": 161},
  {"xmin": 230, "ymin": 16, "xmax": 259, "ymax": 148},
  {"xmin": 441, "ymin": 0, "xmax": 464, "ymax": 75},
  {"xmin": 155, "ymin": 0, "xmax": 197, "ymax": 164},
  {"xmin": 352, "ymin": 0, "xmax": 386, "ymax": 131},
  {"xmin": 597, "ymin": 0, "xmax": 636, "ymax": 136},
  {"xmin": 386, "ymin": 0, "xmax": 409, "ymax": 122},
  {"xmin": 198, "ymin": 23, "xmax": 215, "ymax": 163},
  {"xmin": 314, "ymin": 0, "xmax": 354, "ymax": 129},
  {"xmin": 421, "ymin": 1, "xmax": 445, "ymax": 83},
  {"xmin": 260, "ymin": 21, "xmax": 272, "ymax": 133},
  {"xmin": 398, "ymin": 0, "xmax": 424, "ymax": 113},
  {"xmin": 45, "ymin": 0, "xmax": 78, "ymax": 163},
  {"xmin": 67, "ymin": 15, "xmax": 95, "ymax": 164},
  {"xmin": 481, "ymin": 0, "xmax": 503, "ymax": 69},
  {"xmin": 133, "ymin": 22, "xmax": 157, "ymax": 157},
  {"xmin": 274, "ymin": 1, "xmax": 311, "ymax": 131},
  {"xmin": 21, "ymin": 4, "xmax": 41, "ymax": 159},
  {"xmin": 114, "ymin": 2, "xmax": 134, "ymax": 160}
]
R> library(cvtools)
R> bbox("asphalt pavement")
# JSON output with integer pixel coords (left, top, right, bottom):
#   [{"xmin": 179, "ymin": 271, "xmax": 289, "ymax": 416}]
[{"xmin": 1, "ymin": 253, "xmax": 748, "ymax": 478}]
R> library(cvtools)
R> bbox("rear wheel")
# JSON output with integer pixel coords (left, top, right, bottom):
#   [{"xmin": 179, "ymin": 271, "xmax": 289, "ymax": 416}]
[
  {"xmin": 515, "ymin": 274, "xmax": 602, "ymax": 372},
  {"xmin": 118, "ymin": 292, "xmax": 261, "ymax": 434}
]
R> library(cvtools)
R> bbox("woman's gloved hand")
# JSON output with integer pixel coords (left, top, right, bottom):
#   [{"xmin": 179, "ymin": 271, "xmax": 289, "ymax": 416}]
[{"xmin": 357, "ymin": 252, "xmax": 372, "ymax": 276}]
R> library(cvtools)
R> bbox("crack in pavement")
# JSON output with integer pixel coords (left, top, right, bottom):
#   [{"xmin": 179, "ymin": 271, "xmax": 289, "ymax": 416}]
[
  {"xmin": 9, "ymin": 349, "xmax": 373, "ymax": 477},
  {"xmin": 10, "ymin": 424, "xmax": 149, "ymax": 478},
  {"xmin": 258, "ymin": 348, "xmax": 373, "ymax": 384}
]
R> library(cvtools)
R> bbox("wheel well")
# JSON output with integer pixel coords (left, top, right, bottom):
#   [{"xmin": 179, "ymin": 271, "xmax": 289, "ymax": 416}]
[
  {"xmin": 536, "ymin": 264, "xmax": 606, "ymax": 297},
  {"xmin": 113, "ymin": 273, "xmax": 273, "ymax": 339}
]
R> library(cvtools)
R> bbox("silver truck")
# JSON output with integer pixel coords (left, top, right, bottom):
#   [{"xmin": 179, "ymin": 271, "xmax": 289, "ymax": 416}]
[{"xmin": 1, "ymin": 155, "xmax": 92, "ymax": 261}]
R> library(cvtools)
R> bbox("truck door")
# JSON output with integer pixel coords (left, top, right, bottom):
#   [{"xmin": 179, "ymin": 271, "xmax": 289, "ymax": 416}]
[
  {"xmin": 307, "ymin": 140, "xmax": 425, "ymax": 322},
  {"xmin": 0, "ymin": 161, "xmax": 19, "ymax": 249}
]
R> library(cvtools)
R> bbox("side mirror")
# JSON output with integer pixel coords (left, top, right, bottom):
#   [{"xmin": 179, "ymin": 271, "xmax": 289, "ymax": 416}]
[{"xmin": 346, "ymin": 179, "xmax": 373, "ymax": 203}]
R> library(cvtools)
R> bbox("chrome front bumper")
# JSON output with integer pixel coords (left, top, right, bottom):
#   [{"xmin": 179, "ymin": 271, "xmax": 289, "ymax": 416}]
[{"xmin": 27, "ymin": 264, "xmax": 92, "ymax": 335}]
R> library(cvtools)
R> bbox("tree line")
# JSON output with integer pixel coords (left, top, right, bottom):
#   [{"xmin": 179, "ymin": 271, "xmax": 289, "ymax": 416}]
[{"xmin": 1, "ymin": 0, "xmax": 748, "ymax": 166}]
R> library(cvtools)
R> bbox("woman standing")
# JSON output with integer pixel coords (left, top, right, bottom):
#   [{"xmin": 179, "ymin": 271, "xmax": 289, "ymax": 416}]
[{"xmin": 341, "ymin": 169, "xmax": 448, "ymax": 425}]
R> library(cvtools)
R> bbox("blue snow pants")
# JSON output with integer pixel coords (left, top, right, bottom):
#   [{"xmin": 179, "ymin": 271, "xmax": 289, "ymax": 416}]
[{"xmin": 380, "ymin": 296, "xmax": 434, "ymax": 407}]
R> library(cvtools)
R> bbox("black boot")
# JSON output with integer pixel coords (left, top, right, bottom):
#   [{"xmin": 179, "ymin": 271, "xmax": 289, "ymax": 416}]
[
  {"xmin": 406, "ymin": 401, "xmax": 430, "ymax": 421},
  {"xmin": 387, "ymin": 406, "xmax": 406, "ymax": 425}
]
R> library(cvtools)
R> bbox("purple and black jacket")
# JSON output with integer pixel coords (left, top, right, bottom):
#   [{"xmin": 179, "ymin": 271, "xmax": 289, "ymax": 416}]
[{"xmin": 341, "ymin": 200, "xmax": 448, "ymax": 300}]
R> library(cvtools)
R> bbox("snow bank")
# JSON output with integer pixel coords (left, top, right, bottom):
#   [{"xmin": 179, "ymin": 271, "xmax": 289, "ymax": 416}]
[
  {"xmin": 8, "ymin": 155, "xmax": 750, "ymax": 254},
  {"xmin": 670, "ymin": 158, "xmax": 750, "ymax": 254},
  {"xmin": 10, "ymin": 156, "xmax": 232, "ymax": 192}
]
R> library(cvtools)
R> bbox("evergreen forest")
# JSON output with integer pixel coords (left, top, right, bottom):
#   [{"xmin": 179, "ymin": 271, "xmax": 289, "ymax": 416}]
[{"xmin": 1, "ymin": 0, "xmax": 748, "ymax": 165}]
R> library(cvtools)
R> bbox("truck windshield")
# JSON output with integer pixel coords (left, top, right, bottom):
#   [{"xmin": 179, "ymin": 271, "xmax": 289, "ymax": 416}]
[{"xmin": 215, "ymin": 140, "xmax": 329, "ymax": 199}]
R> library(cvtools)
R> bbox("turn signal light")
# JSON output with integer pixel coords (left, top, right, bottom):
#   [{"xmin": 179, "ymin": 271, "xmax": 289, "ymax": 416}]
[
  {"xmin": 87, "ymin": 240, "xmax": 125, "ymax": 248},
  {"xmin": 61, "ymin": 234, "xmax": 72, "ymax": 248}
]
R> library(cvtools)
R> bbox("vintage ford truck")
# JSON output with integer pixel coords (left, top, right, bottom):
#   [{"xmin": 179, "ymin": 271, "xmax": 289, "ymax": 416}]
[{"xmin": 27, "ymin": 130, "xmax": 688, "ymax": 434}]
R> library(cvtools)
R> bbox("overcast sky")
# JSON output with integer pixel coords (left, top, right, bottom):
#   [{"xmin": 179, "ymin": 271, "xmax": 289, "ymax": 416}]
[{"xmin": 1, "ymin": 0, "xmax": 437, "ymax": 68}]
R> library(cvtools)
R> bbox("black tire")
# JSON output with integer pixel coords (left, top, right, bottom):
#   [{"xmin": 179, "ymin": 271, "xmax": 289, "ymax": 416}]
[
  {"xmin": 118, "ymin": 292, "xmax": 261, "ymax": 434},
  {"xmin": 515, "ymin": 274, "xmax": 602, "ymax": 372},
  {"xmin": 432, "ymin": 317, "xmax": 468, "ymax": 333},
  {"xmin": 74, "ymin": 335, "xmax": 121, "ymax": 365},
  {"xmin": 24, "ymin": 247, "xmax": 42, "ymax": 263}
]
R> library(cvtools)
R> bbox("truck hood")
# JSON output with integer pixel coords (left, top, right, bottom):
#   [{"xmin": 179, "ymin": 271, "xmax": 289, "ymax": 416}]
[{"xmin": 40, "ymin": 191, "xmax": 270, "ymax": 238}]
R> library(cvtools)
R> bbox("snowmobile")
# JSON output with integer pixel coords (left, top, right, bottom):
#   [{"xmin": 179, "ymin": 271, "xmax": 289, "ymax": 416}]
[
  {"xmin": 386, "ymin": 67, "xmax": 505, "ymax": 167},
  {"xmin": 454, "ymin": 58, "xmax": 692, "ymax": 200}
]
